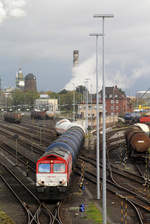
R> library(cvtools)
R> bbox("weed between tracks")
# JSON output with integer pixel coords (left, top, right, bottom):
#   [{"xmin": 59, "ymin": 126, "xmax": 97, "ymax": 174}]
[
  {"xmin": 0, "ymin": 210, "xmax": 15, "ymax": 224},
  {"xmin": 86, "ymin": 202, "xmax": 103, "ymax": 224}
]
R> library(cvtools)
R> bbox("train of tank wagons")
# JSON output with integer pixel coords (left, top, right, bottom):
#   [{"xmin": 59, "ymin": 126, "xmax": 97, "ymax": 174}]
[
  {"xmin": 3, "ymin": 110, "xmax": 55, "ymax": 123},
  {"xmin": 36, "ymin": 119, "xmax": 150, "ymax": 200},
  {"xmin": 36, "ymin": 119, "xmax": 85, "ymax": 199}
]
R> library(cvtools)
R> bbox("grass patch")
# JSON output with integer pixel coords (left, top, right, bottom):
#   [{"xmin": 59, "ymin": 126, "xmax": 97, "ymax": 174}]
[
  {"xmin": 86, "ymin": 202, "xmax": 103, "ymax": 224},
  {"xmin": 0, "ymin": 210, "xmax": 15, "ymax": 224}
]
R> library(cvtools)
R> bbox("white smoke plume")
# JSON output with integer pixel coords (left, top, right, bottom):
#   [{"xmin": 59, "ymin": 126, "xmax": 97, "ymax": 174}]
[
  {"xmin": 64, "ymin": 55, "xmax": 150, "ymax": 94},
  {"xmin": 0, "ymin": 0, "xmax": 27, "ymax": 23},
  {"xmin": 64, "ymin": 55, "xmax": 98, "ymax": 93}
]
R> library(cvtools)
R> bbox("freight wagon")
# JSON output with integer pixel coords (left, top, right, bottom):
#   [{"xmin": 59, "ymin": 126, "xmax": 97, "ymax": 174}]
[
  {"xmin": 31, "ymin": 110, "xmax": 55, "ymax": 120},
  {"xmin": 125, "ymin": 123, "xmax": 150, "ymax": 158},
  {"xmin": 4, "ymin": 112, "xmax": 22, "ymax": 123}
]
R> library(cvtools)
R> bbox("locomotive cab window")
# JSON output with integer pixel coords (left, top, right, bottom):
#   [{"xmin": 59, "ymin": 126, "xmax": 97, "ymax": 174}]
[
  {"xmin": 38, "ymin": 163, "xmax": 50, "ymax": 173},
  {"xmin": 53, "ymin": 163, "xmax": 65, "ymax": 173}
]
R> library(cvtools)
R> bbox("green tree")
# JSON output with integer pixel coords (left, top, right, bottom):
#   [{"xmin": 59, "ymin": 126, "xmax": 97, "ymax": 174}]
[
  {"xmin": 12, "ymin": 89, "xmax": 25, "ymax": 106},
  {"xmin": 12, "ymin": 90, "xmax": 39, "ymax": 106},
  {"xmin": 24, "ymin": 91, "xmax": 39, "ymax": 106},
  {"xmin": 76, "ymin": 85, "xmax": 87, "ymax": 94},
  {"xmin": 58, "ymin": 89, "xmax": 68, "ymax": 94}
]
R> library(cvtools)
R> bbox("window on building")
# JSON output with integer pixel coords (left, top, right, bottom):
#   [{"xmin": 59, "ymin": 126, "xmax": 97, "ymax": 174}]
[
  {"xmin": 109, "ymin": 94, "xmax": 112, "ymax": 98},
  {"xmin": 116, "ymin": 100, "xmax": 119, "ymax": 104},
  {"xmin": 111, "ymin": 100, "xmax": 114, "ymax": 104},
  {"xmin": 115, "ymin": 95, "xmax": 118, "ymax": 98},
  {"xmin": 111, "ymin": 106, "xmax": 114, "ymax": 110},
  {"xmin": 116, "ymin": 106, "xmax": 119, "ymax": 110}
]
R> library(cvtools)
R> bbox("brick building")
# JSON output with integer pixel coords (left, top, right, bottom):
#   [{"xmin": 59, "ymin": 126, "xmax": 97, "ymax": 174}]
[
  {"xmin": 99, "ymin": 86, "xmax": 133, "ymax": 115},
  {"xmin": 77, "ymin": 85, "xmax": 133, "ymax": 120}
]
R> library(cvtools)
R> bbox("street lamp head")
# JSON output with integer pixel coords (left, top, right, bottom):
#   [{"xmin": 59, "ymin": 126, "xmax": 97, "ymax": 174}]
[{"xmin": 93, "ymin": 14, "xmax": 114, "ymax": 18}]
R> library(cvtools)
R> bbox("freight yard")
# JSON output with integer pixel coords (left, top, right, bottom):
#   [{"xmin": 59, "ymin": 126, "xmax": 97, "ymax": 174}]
[
  {"xmin": 0, "ymin": 113, "xmax": 150, "ymax": 224},
  {"xmin": 2, "ymin": 1, "xmax": 150, "ymax": 224}
]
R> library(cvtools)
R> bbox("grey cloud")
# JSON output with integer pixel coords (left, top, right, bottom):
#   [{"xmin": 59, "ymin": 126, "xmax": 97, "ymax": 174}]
[{"xmin": 1, "ymin": 0, "xmax": 150, "ymax": 93}]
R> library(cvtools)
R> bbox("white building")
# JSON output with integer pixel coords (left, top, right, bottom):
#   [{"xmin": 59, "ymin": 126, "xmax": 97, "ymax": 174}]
[
  {"xmin": 16, "ymin": 68, "xmax": 25, "ymax": 89},
  {"xmin": 35, "ymin": 95, "xmax": 58, "ymax": 112}
]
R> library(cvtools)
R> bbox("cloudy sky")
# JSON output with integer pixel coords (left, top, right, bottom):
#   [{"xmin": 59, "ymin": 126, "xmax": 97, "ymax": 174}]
[{"xmin": 1, "ymin": 0, "xmax": 150, "ymax": 95}]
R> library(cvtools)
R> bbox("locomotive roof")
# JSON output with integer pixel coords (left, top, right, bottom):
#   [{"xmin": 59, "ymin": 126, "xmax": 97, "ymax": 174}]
[{"xmin": 39, "ymin": 147, "xmax": 71, "ymax": 161}]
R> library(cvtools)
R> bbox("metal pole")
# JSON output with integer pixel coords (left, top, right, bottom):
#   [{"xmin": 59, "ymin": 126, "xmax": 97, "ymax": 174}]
[
  {"xmin": 73, "ymin": 85, "xmax": 75, "ymax": 121},
  {"xmin": 96, "ymin": 35, "xmax": 100, "ymax": 199},
  {"xmin": 40, "ymin": 127, "xmax": 42, "ymax": 146},
  {"xmin": 89, "ymin": 33, "xmax": 102, "ymax": 199},
  {"xmin": 94, "ymin": 14, "xmax": 114, "ymax": 224},
  {"xmin": 90, "ymin": 84, "xmax": 93, "ymax": 128},
  {"xmin": 16, "ymin": 139, "xmax": 18, "ymax": 165},
  {"xmin": 85, "ymin": 79, "xmax": 89, "ymax": 132},
  {"xmin": 101, "ymin": 17, "xmax": 107, "ymax": 224}
]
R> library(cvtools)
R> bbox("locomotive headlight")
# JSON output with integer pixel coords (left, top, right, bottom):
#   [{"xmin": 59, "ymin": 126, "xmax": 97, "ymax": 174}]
[
  {"xmin": 38, "ymin": 180, "xmax": 45, "ymax": 185},
  {"xmin": 59, "ymin": 179, "xmax": 66, "ymax": 185}
]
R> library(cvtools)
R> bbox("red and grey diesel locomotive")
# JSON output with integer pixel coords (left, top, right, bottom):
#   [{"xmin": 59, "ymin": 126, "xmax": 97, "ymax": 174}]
[{"xmin": 36, "ymin": 120, "xmax": 85, "ymax": 199}]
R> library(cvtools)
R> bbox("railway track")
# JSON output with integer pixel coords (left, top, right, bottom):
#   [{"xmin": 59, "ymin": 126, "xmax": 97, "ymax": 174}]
[
  {"xmin": 0, "ymin": 159, "xmax": 64, "ymax": 224},
  {"xmin": 0, "ymin": 122, "xmax": 53, "ymax": 146},
  {"xmin": 77, "ymin": 125, "xmax": 150, "ymax": 223},
  {"xmin": 1, "ymin": 117, "xmax": 150, "ymax": 223}
]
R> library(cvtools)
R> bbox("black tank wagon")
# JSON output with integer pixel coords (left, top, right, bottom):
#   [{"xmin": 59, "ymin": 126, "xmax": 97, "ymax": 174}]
[{"xmin": 4, "ymin": 112, "xmax": 22, "ymax": 123}]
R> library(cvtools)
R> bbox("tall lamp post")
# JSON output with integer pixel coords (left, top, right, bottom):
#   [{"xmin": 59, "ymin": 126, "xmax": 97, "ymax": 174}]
[
  {"xmin": 85, "ymin": 79, "xmax": 89, "ymax": 132},
  {"xmin": 72, "ymin": 83, "xmax": 76, "ymax": 121},
  {"xmin": 93, "ymin": 14, "xmax": 114, "ymax": 224},
  {"xmin": 89, "ymin": 33, "xmax": 103, "ymax": 200}
]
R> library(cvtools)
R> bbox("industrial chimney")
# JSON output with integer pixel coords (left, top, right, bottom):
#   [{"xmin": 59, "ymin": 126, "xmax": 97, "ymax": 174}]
[{"xmin": 73, "ymin": 50, "xmax": 79, "ymax": 67}]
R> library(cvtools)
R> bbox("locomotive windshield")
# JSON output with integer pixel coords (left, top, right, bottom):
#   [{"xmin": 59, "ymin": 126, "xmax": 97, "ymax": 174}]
[
  {"xmin": 53, "ymin": 163, "xmax": 65, "ymax": 173},
  {"xmin": 38, "ymin": 163, "xmax": 50, "ymax": 173}
]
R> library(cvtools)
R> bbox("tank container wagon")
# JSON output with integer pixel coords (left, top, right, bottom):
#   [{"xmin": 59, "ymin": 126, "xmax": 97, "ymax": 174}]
[
  {"xmin": 45, "ymin": 111, "xmax": 55, "ymax": 119},
  {"xmin": 4, "ymin": 112, "xmax": 22, "ymax": 123},
  {"xmin": 125, "ymin": 123, "xmax": 150, "ymax": 159},
  {"xmin": 36, "ymin": 122, "xmax": 85, "ymax": 199},
  {"xmin": 124, "ymin": 112, "xmax": 141, "ymax": 124},
  {"xmin": 31, "ymin": 110, "xmax": 46, "ymax": 120},
  {"xmin": 31, "ymin": 110, "xmax": 55, "ymax": 120},
  {"xmin": 55, "ymin": 119, "xmax": 84, "ymax": 135}
]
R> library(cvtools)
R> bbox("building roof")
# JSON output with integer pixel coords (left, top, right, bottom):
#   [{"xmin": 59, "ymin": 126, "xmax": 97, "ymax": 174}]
[
  {"xmin": 100, "ymin": 86, "xmax": 126, "ymax": 99},
  {"xmin": 25, "ymin": 73, "xmax": 36, "ymax": 80}
]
